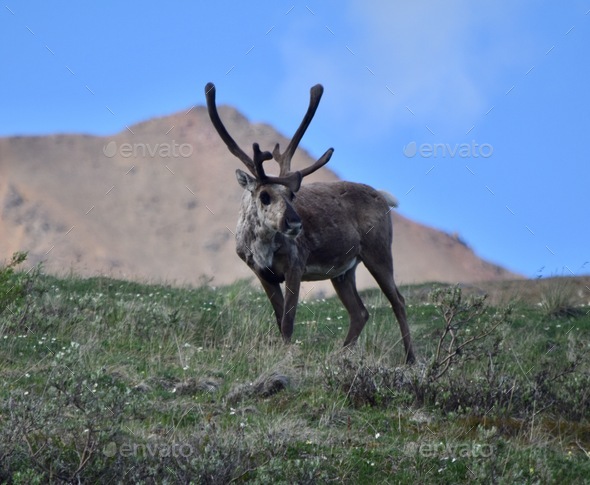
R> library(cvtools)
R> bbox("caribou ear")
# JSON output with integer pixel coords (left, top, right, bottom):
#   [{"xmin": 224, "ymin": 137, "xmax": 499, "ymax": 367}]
[{"xmin": 236, "ymin": 169, "xmax": 257, "ymax": 191}]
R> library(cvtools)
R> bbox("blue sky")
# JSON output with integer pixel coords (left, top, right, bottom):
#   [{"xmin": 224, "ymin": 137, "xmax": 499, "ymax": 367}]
[{"xmin": 1, "ymin": 1, "xmax": 589, "ymax": 278}]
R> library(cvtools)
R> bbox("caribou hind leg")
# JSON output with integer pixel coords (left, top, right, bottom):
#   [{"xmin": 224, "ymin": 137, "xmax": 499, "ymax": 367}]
[
  {"xmin": 331, "ymin": 265, "xmax": 370, "ymax": 346},
  {"xmin": 361, "ymin": 250, "xmax": 416, "ymax": 364}
]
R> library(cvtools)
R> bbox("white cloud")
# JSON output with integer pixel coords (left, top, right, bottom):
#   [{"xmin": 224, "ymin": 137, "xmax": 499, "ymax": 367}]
[{"xmin": 274, "ymin": 0, "xmax": 538, "ymax": 141}]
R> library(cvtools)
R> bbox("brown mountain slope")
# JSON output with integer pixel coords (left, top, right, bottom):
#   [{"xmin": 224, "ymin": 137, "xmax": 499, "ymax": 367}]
[{"xmin": 0, "ymin": 105, "xmax": 519, "ymax": 293}]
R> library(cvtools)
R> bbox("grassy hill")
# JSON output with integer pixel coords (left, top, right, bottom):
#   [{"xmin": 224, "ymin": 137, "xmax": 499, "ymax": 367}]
[{"xmin": 1, "ymin": 258, "xmax": 589, "ymax": 483}]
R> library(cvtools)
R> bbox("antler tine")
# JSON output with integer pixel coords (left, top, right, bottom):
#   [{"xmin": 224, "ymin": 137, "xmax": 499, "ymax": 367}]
[
  {"xmin": 254, "ymin": 143, "xmax": 302, "ymax": 192},
  {"xmin": 205, "ymin": 83, "xmax": 256, "ymax": 176},
  {"xmin": 298, "ymin": 148, "xmax": 334, "ymax": 178},
  {"xmin": 272, "ymin": 143, "xmax": 284, "ymax": 173},
  {"xmin": 252, "ymin": 143, "xmax": 273, "ymax": 181},
  {"xmin": 276, "ymin": 84, "xmax": 324, "ymax": 176}
]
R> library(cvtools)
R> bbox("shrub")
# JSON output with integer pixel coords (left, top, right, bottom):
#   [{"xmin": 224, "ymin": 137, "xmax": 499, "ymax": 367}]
[
  {"xmin": 0, "ymin": 251, "xmax": 28, "ymax": 315},
  {"xmin": 539, "ymin": 277, "xmax": 581, "ymax": 318}
]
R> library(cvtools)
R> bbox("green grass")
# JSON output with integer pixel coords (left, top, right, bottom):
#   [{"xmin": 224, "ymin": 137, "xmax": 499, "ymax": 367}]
[{"xmin": 1, "ymin": 266, "xmax": 590, "ymax": 483}]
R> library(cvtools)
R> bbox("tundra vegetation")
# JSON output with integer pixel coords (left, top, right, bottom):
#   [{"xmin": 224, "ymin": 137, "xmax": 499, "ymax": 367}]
[{"xmin": 1, "ymin": 254, "xmax": 589, "ymax": 483}]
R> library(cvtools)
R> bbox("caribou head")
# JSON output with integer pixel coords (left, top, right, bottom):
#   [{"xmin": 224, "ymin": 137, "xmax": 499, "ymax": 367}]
[{"xmin": 205, "ymin": 82, "xmax": 333, "ymax": 237}]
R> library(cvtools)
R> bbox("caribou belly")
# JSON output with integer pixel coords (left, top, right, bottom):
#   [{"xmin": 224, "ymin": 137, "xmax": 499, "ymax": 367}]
[{"xmin": 302, "ymin": 258, "xmax": 358, "ymax": 281}]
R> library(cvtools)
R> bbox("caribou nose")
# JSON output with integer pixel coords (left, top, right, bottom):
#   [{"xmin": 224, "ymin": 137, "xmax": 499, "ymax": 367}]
[
  {"xmin": 283, "ymin": 202, "xmax": 302, "ymax": 235},
  {"xmin": 285, "ymin": 219, "xmax": 302, "ymax": 236},
  {"xmin": 289, "ymin": 220, "xmax": 302, "ymax": 231}
]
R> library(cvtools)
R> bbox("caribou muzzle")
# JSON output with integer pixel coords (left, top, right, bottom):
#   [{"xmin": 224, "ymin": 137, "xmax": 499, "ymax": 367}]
[{"xmin": 282, "ymin": 203, "xmax": 302, "ymax": 237}]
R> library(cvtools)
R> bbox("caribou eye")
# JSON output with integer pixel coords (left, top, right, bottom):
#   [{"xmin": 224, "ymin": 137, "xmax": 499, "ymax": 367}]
[{"xmin": 259, "ymin": 191, "xmax": 271, "ymax": 205}]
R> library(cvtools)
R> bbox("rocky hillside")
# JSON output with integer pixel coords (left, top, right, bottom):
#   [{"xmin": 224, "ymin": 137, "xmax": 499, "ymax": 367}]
[{"xmin": 0, "ymin": 105, "xmax": 519, "ymax": 295}]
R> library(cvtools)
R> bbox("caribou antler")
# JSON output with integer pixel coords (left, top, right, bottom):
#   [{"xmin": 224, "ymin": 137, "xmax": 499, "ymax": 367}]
[
  {"xmin": 272, "ymin": 84, "xmax": 334, "ymax": 178},
  {"xmin": 205, "ymin": 82, "xmax": 333, "ymax": 190},
  {"xmin": 252, "ymin": 143, "xmax": 302, "ymax": 192},
  {"xmin": 205, "ymin": 82, "xmax": 258, "ymax": 176}
]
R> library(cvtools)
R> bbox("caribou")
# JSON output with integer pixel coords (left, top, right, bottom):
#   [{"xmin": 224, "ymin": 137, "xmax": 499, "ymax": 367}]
[{"xmin": 204, "ymin": 82, "xmax": 415, "ymax": 364}]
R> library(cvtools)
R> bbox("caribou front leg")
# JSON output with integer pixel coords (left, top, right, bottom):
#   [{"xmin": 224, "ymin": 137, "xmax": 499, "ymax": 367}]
[
  {"xmin": 257, "ymin": 275, "xmax": 284, "ymax": 333},
  {"xmin": 281, "ymin": 271, "xmax": 303, "ymax": 342}
]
